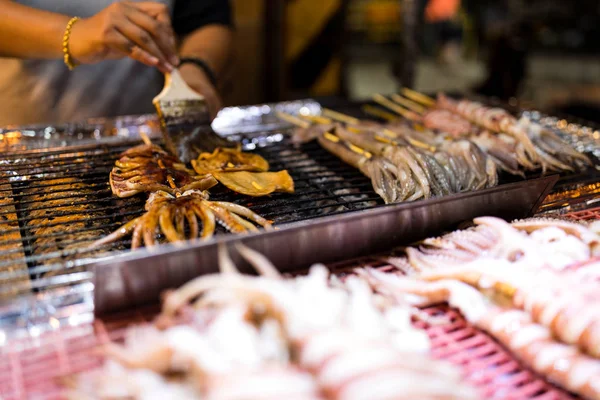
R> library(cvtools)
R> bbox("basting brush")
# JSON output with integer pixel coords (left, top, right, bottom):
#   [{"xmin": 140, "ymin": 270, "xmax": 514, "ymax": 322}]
[{"xmin": 153, "ymin": 69, "xmax": 235, "ymax": 164}]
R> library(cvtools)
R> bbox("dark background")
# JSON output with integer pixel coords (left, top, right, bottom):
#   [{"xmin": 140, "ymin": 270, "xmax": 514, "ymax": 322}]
[{"xmin": 226, "ymin": 0, "xmax": 600, "ymax": 123}]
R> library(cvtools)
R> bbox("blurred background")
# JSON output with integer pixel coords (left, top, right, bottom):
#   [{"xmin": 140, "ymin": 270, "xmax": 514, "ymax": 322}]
[{"xmin": 225, "ymin": 0, "xmax": 600, "ymax": 123}]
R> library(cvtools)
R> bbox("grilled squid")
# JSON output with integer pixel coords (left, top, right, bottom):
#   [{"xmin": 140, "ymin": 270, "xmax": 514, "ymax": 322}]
[
  {"xmin": 109, "ymin": 143, "xmax": 217, "ymax": 198},
  {"xmin": 93, "ymin": 190, "xmax": 272, "ymax": 249}
]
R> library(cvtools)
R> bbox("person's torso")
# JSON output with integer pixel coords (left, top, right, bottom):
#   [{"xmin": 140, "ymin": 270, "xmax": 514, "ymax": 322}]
[{"xmin": 0, "ymin": 0, "xmax": 174, "ymax": 126}]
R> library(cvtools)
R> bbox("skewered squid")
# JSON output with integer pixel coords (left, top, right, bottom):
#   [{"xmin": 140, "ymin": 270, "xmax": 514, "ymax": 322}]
[
  {"xmin": 110, "ymin": 143, "xmax": 217, "ymax": 198},
  {"xmin": 93, "ymin": 190, "xmax": 272, "ymax": 249},
  {"xmin": 317, "ymin": 131, "xmax": 404, "ymax": 204}
]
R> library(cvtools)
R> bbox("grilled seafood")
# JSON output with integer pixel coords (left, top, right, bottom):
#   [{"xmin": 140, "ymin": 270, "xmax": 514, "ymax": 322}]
[
  {"xmin": 191, "ymin": 148, "xmax": 295, "ymax": 197},
  {"xmin": 469, "ymin": 131, "xmax": 525, "ymax": 177},
  {"xmin": 437, "ymin": 94, "xmax": 539, "ymax": 165},
  {"xmin": 518, "ymin": 116, "xmax": 592, "ymax": 172},
  {"xmin": 363, "ymin": 270, "xmax": 600, "ymax": 400},
  {"xmin": 212, "ymin": 170, "xmax": 295, "ymax": 197},
  {"xmin": 422, "ymin": 109, "xmax": 477, "ymax": 137},
  {"xmin": 287, "ymin": 115, "xmax": 498, "ymax": 203},
  {"xmin": 110, "ymin": 144, "xmax": 217, "ymax": 198},
  {"xmin": 436, "ymin": 94, "xmax": 592, "ymax": 173},
  {"xmin": 317, "ymin": 131, "xmax": 404, "ymax": 203},
  {"xmin": 191, "ymin": 147, "xmax": 270, "ymax": 174},
  {"xmin": 93, "ymin": 190, "xmax": 272, "ymax": 249}
]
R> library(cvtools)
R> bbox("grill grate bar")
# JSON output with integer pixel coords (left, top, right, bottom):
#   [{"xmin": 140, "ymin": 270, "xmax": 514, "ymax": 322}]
[
  {"xmin": 0, "ymin": 189, "xmax": 113, "ymax": 209},
  {"xmin": 0, "ymin": 209, "xmax": 142, "ymax": 238},
  {"xmin": 0, "ymin": 196, "xmax": 142, "ymax": 217},
  {"xmin": 0, "ymin": 140, "xmax": 143, "ymax": 160},
  {"xmin": 0, "ymin": 174, "xmax": 109, "ymax": 192},
  {"xmin": 0, "ymin": 202, "xmax": 144, "ymax": 227},
  {"xmin": 0, "ymin": 151, "xmax": 129, "ymax": 171}
]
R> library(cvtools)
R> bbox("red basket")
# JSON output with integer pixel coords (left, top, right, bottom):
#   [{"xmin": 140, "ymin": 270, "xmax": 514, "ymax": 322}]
[{"xmin": 563, "ymin": 206, "xmax": 600, "ymax": 222}]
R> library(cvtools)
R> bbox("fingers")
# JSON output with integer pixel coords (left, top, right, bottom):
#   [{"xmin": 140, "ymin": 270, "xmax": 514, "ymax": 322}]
[
  {"xmin": 115, "ymin": 17, "xmax": 173, "ymax": 72},
  {"xmin": 124, "ymin": 3, "xmax": 178, "ymax": 66},
  {"xmin": 208, "ymin": 93, "xmax": 222, "ymax": 120},
  {"xmin": 106, "ymin": 29, "xmax": 171, "ymax": 73},
  {"xmin": 104, "ymin": 2, "xmax": 176, "ymax": 72}
]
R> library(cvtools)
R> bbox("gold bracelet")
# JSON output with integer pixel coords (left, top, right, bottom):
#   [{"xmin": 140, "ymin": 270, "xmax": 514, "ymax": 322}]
[{"xmin": 62, "ymin": 16, "xmax": 80, "ymax": 71}]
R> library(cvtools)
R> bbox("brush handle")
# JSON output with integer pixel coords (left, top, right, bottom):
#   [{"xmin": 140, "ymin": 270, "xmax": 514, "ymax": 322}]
[{"xmin": 153, "ymin": 69, "xmax": 205, "ymax": 103}]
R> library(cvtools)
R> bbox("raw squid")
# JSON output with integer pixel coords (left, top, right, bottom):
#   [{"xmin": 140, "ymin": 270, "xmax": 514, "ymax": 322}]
[
  {"xmin": 72, "ymin": 244, "xmax": 479, "ymax": 399},
  {"xmin": 363, "ymin": 269, "xmax": 600, "ymax": 400}
]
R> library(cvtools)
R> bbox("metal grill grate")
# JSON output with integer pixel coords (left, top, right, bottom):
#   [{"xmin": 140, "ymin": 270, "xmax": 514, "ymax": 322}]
[
  {"xmin": 0, "ymin": 130, "xmax": 384, "ymax": 300},
  {"xmin": 0, "ymin": 258, "xmax": 576, "ymax": 400},
  {"xmin": 1, "ymin": 123, "xmax": 598, "ymax": 301}
]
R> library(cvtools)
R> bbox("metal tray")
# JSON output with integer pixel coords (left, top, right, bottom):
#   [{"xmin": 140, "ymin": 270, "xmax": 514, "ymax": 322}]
[{"xmin": 93, "ymin": 174, "xmax": 558, "ymax": 314}]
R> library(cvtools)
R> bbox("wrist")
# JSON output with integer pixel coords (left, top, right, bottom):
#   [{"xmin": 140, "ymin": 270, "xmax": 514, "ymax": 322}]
[
  {"xmin": 179, "ymin": 57, "xmax": 218, "ymax": 87},
  {"xmin": 62, "ymin": 16, "xmax": 81, "ymax": 69}
]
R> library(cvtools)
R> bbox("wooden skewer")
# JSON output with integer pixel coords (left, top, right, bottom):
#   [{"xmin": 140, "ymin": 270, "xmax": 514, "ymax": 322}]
[
  {"xmin": 401, "ymin": 87, "xmax": 436, "ymax": 107},
  {"xmin": 372, "ymin": 94, "xmax": 419, "ymax": 121},
  {"xmin": 390, "ymin": 94, "xmax": 427, "ymax": 114},
  {"xmin": 321, "ymin": 108, "xmax": 360, "ymax": 125},
  {"xmin": 140, "ymin": 132, "xmax": 153, "ymax": 146},
  {"xmin": 361, "ymin": 105, "xmax": 399, "ymax": 122},
  {"xmin": 275, "ymin": 111, "xmax": 311, "ymax": 129},
  {"xmin": 299, "ymin": 114, "xmax": 333, "ymax": 125}
]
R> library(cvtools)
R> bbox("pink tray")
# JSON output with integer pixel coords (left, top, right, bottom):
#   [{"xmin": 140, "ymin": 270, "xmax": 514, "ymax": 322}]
[
  {"xmin": 564, "ymin": 206, "xmax": 600, "ymax": 222},
  {"xmin": 0, "ymin": 259, "xmax": 577, "ymax": 400}
]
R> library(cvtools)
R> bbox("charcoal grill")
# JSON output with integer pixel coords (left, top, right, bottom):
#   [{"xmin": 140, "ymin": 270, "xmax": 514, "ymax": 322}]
[{"xmin": 0, "ymin": 98, "xmax": 597, "ymax": 338}]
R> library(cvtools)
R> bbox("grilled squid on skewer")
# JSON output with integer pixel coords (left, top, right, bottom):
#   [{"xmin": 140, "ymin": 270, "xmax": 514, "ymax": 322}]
[
  {"xmin": 93, "ymin": 190, "xmax": 272, "ymax": 249},
  {"xmin": 317, "ymin": 131, "xmax": 403, "ymax": 204}
]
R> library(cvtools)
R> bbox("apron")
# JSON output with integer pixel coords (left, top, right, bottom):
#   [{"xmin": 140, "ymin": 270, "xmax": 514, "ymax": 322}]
[{"xmin": 0, "ymin": 0, "xmax": 174, "ymax": 126}]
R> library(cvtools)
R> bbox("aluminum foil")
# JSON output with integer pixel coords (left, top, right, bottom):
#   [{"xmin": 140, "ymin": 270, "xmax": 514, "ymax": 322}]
[
  {"xmin": 0, "ymin": 99, "xmax": 322, "ymax": 152},
  {"xmin": 521, "ymin": 110, "xmax": 600, "ymax": 159}
]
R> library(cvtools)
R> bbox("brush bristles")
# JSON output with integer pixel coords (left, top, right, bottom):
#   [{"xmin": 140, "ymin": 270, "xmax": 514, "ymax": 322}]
[{"xmin": 155, "ymin": 99, "xmax": 211, "ymax": 126}]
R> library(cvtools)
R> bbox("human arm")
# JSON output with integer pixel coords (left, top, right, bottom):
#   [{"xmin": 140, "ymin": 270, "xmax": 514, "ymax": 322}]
[
  {"xmin": 0, "ymin": 0, "xmax": 178, "ymax": 72},
  {"xmin": 173, "ymin": 0, "xmax": 234, "ymax": 119}
]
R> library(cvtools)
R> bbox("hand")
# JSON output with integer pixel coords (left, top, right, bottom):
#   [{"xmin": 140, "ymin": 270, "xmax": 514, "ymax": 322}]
[
  {"xmin": 69, "ymin": 1, "xmax": 178, "ymax": 73},
  {"xmin": 179, "ymin": 63, "xmax": 222, "ymax": 121}
]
